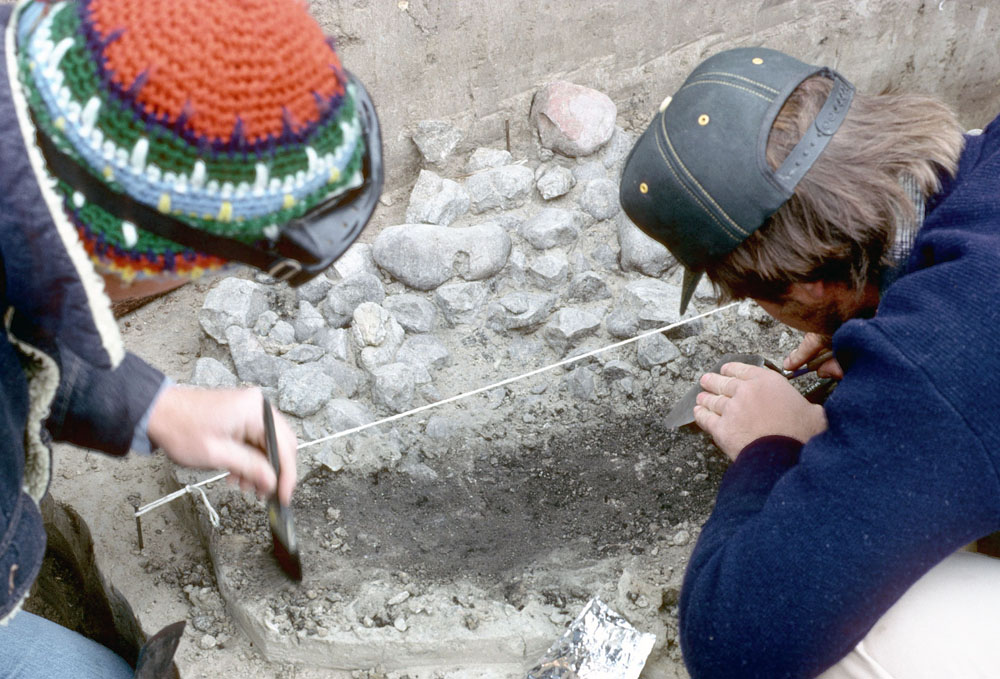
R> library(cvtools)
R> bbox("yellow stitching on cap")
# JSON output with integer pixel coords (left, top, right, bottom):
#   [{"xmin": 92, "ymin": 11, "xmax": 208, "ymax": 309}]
[
  {"xmin": 157, "ymin": 193, "xmax": 171, "ymax": 214},
  {"xmin": 659, "ymin": 95, "xmax": 673, "ymax": 112},
  {"xmin": 698, "ymin": 114, "xmax": 710, "ymax": 126},
  {"xmin": 679, "ymin": 80, "xmax": 775, "ymax": 102},
  {"xmin": 690, "ymin": 72, "xmax": 779, "ymax": 95},
  {"xmin": 752, "ymin": 57, "xmax": 764, "ymax": 65},
  {"xmin": 639, "ymin": 182, "xmax": 649, "ymax": 194},
  {"xmin": 653, "ymin": 121, "xmax": 741, "ymax": 244},
  {"xmin": 658, "ymin": 117, "xmax": 749, "ymax": 238}
]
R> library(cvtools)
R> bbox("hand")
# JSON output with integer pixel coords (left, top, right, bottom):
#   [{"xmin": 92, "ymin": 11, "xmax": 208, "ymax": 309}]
[
  {"xmin": 784, "ymin": 332, "xmax": 843, "ymax": 379},
  {"xmin": 147, "ymin": 386, "xmax": 298, "ymax": 505},
  {"xmin": 694, "ymin": 362, "xmax": 828, "ymax": 460}
]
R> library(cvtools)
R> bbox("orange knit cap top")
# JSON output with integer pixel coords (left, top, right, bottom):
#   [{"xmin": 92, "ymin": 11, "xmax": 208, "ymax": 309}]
[{"xmin": 87, "ymin": 0, "xmax": 346, "ymax": 144}]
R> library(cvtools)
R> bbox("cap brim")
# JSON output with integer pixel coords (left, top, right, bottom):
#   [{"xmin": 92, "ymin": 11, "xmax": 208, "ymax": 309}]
[{"xmin": 680, "ymin": 268, "xmax": 702, "ymax": 315}]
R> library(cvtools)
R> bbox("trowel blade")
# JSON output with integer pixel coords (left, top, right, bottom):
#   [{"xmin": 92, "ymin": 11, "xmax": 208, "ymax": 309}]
[
  {"xmin": 133, "ymin": 620, "xmax": 185, "ymax": 679},
  {"xmin": 663, "ymin": 353, "xmax": 766, "ymax": 429}
]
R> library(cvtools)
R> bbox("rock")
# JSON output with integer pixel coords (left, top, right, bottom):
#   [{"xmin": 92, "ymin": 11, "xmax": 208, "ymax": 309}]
[
  {"xmin": 425, "ymin": 415, "xmax": 459, "ymax": 440},
  {"xmin": 351, "ymin": 303, "xmax": 405, "ymax": 371},
  {"xmin": 283, "ymin": 344, "xmax": 326, "ymax": 363},
  {"xmin": 578, "ymin": 178, "xmax": 620, "ymax": 221},
  {"xmin": 198, "ymin": 634, "xmax": 217, "ymax": 650},
  {"xmin": 531, "ymin": 81, "xmax": 617, "ymax": 157},
  {"xmin": 190, "ymin": 357, "xmax": 239, "ymax": 389},
  {"xmin": 535, "ymin": 165, "xmax": 576, "ymax": 200},
  {"xmin": 268, "ymin": 320, "xmax": 296, "ymax": 345},
  {"xmin": 605, "ymin": 278, "xmax": 684, "ymax": 339},
  {"xmin": 504, "ymin": 248, "xmax": 528, "ymax": 287},
  {"xmin": 373, "ymin": 222, "xmax": 511, "ymax": 291},
  {"xmin": 332, "ymin": 243, "xmax": 379, "ymax": 280},
  {"xmin": 294, "ymin": 300, "xmax": 326, "ymax": 343},
  {"xmin": 567, "ymin": 271, "xmax": 612, "ymax": 302},
  {"xmin": 519, "ymin": 208, "xmax": 583, "ymax": 250},
  {"xmin": 295, "ymin": 274, "xmax": 334, "ymax": 305},
  {"xmin": 591, "ymin": 241, "xmax": 620, "ymax": 270},
  {"xmin": 225, "ymin": 326, "xmax": 290, "ymax": 388},
  {"xmin": 507, "ymin": 336, "xmax": 549, "ymax": 367},
  {"xmin": 314, "ymin": 327, "xmax": 353, "ymax": 363},
  {"xmin": 486, "ymin": 292, "xmax": 556, "ymax": 332},
  {"xmin": 601, "ymin": 126, "xmax": 635, "ymax": 171},
  {"xmin": 318, "ymin": 359, "xmax": 367, "ymax": 399},
  {"xmin": 278, "ymin": 363, "xmax": 336, "ymax": 417},
  {"xmin": 370, "ymin": 363, "xmax": 416, "ymax": 413},
  {"xmin": 199, "ymin": 278, "xmax": 269, "ymax": 343},
  {"xmin": 618, "ymin": 216, "xmax": 673, "ymax": 276},
  {"xmin": 573, "ymin": 160, "xmax": 607, "ymax": 183},
  {"xmin": 603, "ymin": 359, "xmax": 635, "ymax": 381},
  {"xmin": 636, "ymin": 334, "xmax": 681, "ymax": 369},
  {"xmin": 466, "ymin": 148, "xmax": 513, "ymax": 173},
  {"xmin": 397, "ymin": 334, "xmax": 452, "ymax": 370},
  {"xmin": 253, "ymin": 310, "xmax": 278, "ymax": 337},
  {"xmin": 412, "ymin": 120, "xmax": 462, "ymax": 164},
  {"xmin": 320, "ymin": 273, "xmax": 386, "ymax": 327},
  {"xmin": 325, "ymin": 398, "xmax": 375, "ymax": 433},
  {"xmin": 434, "ymin": 281, "xmax": 490, "ymax": 326},
  {"xmin": 465, "ymin": 165, "xmax": 535, "ymax": 213},
  {"xmin": 542, "ymin": 308, "xmax": 602, "ymax": 355},
  {"xmin": 527, "ymin": 252, "xmax": 569, "ymax": 290},
  {"xmin": 563, "ymin": 366, "xmax": 597, "ymax": 401},
  {"xmin": 405, "ymin": 170, "xmax": 470, "ymax": 227},
  {"xmin": 383, "ymin": 293, "xmax": 437, "ymax": 333}
]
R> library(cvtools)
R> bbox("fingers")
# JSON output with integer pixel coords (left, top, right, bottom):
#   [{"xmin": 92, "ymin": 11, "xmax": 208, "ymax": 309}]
[
  {"xmin": 784, "ymin": 332, "xmax": 831, "ymax": 370},
  {"xmin": 817, "ymin": 357, "xmax": 844, "ymax": 379},
  {"xmin": 692, "ymin": 404, "xmax": 721, "ymax": 435},
  {"xmin": 696, "ymin": 389, "xmax": 728, "ymax": 414},
  {"xmin": 213, "ymin": 439, "xmax": 277, "ymax": 499}
]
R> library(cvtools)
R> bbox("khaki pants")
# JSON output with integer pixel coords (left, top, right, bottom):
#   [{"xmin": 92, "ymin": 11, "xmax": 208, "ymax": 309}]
[{"xmin": 819, "ymin": 550, "xmax": 1000, "ymax": 679}]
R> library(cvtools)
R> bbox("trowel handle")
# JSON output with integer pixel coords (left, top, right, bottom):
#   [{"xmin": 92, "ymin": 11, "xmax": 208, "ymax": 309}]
[{"xmin": 262, "ymin": 396, "xmax": 281, "ymax": 478}]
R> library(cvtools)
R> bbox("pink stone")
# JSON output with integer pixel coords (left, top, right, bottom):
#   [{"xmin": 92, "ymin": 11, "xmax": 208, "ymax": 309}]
[{"xmin": 530, "ymin": 81, "xmax": 617, "ymax": 157}]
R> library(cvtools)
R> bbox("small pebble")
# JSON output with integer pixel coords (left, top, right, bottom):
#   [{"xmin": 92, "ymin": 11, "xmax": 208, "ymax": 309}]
[
  {"xmin": 198, "ymin": 634, "xmax": 217, "ymax": 650},
  {"xmin": 394, "ymin": 616, "xmax": 408, "ymax": 632}
]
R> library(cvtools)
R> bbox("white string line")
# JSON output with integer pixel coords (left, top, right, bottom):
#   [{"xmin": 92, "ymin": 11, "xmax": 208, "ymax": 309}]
[
  {"xmin": 298, "ymin": 301, "xmax": 739, "ymax": 450},
  {"xmin": 133, "ymin": 301, "xmax": 739, "ymax": 520}
]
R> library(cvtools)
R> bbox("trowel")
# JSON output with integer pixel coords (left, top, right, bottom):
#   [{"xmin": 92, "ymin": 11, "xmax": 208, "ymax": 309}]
[
  {"xmin": 263, "ymin": 397, "xmax": 303, "ymax": 581},
  {"xmin": 663, "ymin": 351, "xmax": 836, "ymax": 429},
  {"xmin": 133, "ymin": 620, "xmax": 185, "ymax": 679}
]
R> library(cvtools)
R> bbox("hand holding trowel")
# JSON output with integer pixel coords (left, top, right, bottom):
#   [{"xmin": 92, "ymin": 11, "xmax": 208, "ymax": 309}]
[
  {"xmin": 262, "ymin": 397, "xmax": 303, "ymax": 581},
  {"xmin": 664, "ymin": 350, "xmax": 836, "ymax": 429}
]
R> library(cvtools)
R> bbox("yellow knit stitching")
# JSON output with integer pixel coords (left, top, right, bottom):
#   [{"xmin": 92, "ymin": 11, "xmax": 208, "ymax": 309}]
[
  {"xmin": 659, "ymin": 119, "xmax": 749, "ymax": 238},
  {"xmin": 693, "ymin": 72, "xmax": 780, "ymax": 95},
  {"xmin": 653, "ymin": 125, "xmax": 741, "ymax": 244},
  {"xmin": 678, "ymin": 80, "xmax": 775, "ymax": 103}
]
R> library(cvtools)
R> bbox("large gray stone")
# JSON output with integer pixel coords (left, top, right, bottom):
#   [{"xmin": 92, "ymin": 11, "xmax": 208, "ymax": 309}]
[
  {"xmin": 295, "ymin": 274, "xmax": 334, "ymax": 305},
  {"xmin": 618, "ymin": 216, "xmax": 673, "ymax": 277},
  {"xmin": 324, "ymin": 398, "xmax": 375, "ymax": 434},
  {"xmin": 278, "ymin": 363, "xmax": 337, "ymax": 417},
  {"xmin": 405, "ymin": 169, "xmax": 470, "ymax": 227},
  {"xmin": 373, "ymin": 222, "xmax": 511, "ymax": 291},
  {"xmin": 465, "ymin": 165, "xmax": 535, "ymax": 213},
  {"xmin": 531, "ymin": 81, "xmax": 617, "ymax": 157},
  {"xmin": 535, "ymin": 165, "xmax": 576, "ymax": 200},
  {"xmin": 320, "ymin": 273, "xmax": 386, "ymax": 327},
  {"xmin": 636, "ymin": 334, "xmax": 681, "ymax": 370},
  {"xmin": 370, "ymin": 363, "xmax": 416, "ymax": 413},
  {"xmin": 541, "ymin": 308, "xmax": 602, "ymax": 356},
  {"xmin": 396, "ymin": 334, "xmax": 451, "ymax": 370},
  {"xmin": 519, "ymin": 208, "xmax": 583, "ymax": 250},
  {"xmin": 563, "ymin": 366, "xmax": 597, "ymax": 401},
  {"xmin": 314, "ymin": 327, "xmax": 353, "ymax": 363},
  {"xmin": 294, "ymin": 300, "xmax": 326, "ymax": 343},
  {"xmin": 190, "ymin": 357, "xmax": 239, "ymax": 389},
  {"xmin": 199, "ymin": 278, "xmax": 269, "ymax": 343},
  {"xmin": 412, "ymin": 120, "xmax": 462, "ymax": 164},
  {"xmin": 383, "ymin": 293, "xmax": 437, "ymax": 333},
  {"xmin": 578, "ymin": 178, "xmax": 620, "ymax": 221},
  {"xmin": 601, "ymin": 126, "xmax": 635, "ymax": 171},
  {"xmin": 282, "ymin": 344, "xmax": 326, "ymax": 363},
  {"xmin": 225, "ymin": 326, "xmax": 291, "ymax": 388},
  {"xmin": 434, "ymin": 281, "xmax": 490, "ymax": 326},
  {"xmin": 605, "ymin": 278, "xmax": 684, "ymax": 339},
  {"xmin": 332, "ymin": 243, "xmax": 379, "ymax": 280},
  {"xmin": 567, "ymin": 271, "xmax": 612, "ymax": 302},
  {"xmin": 267, "ymin": 320, "xmax": 296, "ymax": 346},
  {"xmin": 486, "ymin": 292, "xmax": 556, "ymax": 332},
  {"xmin": 318, "ymin": 358, "xmax": 367, "ymax": 399},
  {"xmin": 466, "ymin": 148, "xmax": 513, "ymax": 173},
  {"xmin": 352, "ymin": 303, "xmax": 405, "ymax": 372},
  {"xmin": 527, "ymin": 252, "xmax": 569, "ymax": 290}
]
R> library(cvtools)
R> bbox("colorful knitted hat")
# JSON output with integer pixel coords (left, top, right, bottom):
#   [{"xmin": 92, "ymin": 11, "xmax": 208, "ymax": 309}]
[{"xmin": 17, "ymin": 0, "xmax": 371, "ymax": 283}]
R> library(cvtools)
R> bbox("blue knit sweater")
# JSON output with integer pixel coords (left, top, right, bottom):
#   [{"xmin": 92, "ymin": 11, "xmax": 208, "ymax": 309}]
[{"xmin": 679, "ymin": 114, "xmax": 1000, "ymax": 678}]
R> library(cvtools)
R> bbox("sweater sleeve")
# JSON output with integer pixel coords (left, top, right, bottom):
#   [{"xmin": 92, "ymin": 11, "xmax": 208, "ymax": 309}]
[
  {"xmin": 678, "ymin": 323, "xmax": 1000, "ymax": 679},
  {"xmin": 46, "ymin": 342, "xmax": 165, "ymax": 456}
]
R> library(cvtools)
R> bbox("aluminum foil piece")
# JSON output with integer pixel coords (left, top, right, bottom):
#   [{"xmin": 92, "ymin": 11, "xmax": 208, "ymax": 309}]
[{"xmin": 526, "ymin": 597, "xmax": 657, "ymax": 679}]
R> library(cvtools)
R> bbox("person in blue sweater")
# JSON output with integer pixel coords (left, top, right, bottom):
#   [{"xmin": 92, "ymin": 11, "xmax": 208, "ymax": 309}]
[
  {"xmin": 0, "ymin": 1, "xmax": 381, "ymax": 677},
  {"xmin": 620, "ymin": 48, "xmax": 1000, "ymax": 678}
]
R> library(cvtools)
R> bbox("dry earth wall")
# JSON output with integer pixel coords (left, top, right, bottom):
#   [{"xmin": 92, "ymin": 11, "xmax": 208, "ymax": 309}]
[{"xmin": 313, "ymin": 0, "xmax": 1000, "ymax": 206}]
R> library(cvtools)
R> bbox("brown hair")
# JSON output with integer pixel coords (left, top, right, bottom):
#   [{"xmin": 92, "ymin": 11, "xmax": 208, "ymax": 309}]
[{"xmin": 705, "ymin": 75, "xmax": 965, "ymax": 302}]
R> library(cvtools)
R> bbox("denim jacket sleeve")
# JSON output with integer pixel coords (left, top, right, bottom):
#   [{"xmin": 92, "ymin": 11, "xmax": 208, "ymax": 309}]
[{"xmin": 45, "ymin": 341, "xmax": 165, "ymax": 456}]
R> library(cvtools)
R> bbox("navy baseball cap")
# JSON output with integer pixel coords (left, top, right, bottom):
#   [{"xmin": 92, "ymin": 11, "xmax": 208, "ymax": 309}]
[{"xmin": 619, "ymin": 47, "xmax": 854, "ymax": 313}]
